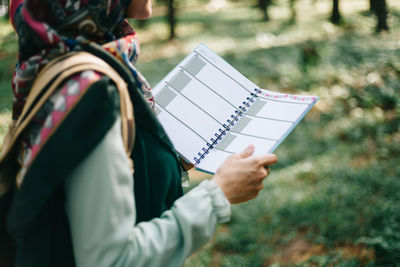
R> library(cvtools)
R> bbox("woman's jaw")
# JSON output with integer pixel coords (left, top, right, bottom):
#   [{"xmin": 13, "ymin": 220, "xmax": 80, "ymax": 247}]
[{"xmin": 125, "ymin": 0, "xmax": 153, "ymax": 19}]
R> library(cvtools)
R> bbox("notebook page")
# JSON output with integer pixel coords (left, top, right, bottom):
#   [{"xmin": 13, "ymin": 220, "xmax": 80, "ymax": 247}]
[
  {"xmin": 209, "ymin": 89, "xmax": 318, "ymax": 156},
  {"xmin": 153, "ymin": 44, "xmax": 319, "ymax": 174},
  {"xmin": 196, "ymin": 90, "xmax": 318, "ymax": 173},
  {"xmin": 154, "ymin": 82, "xmax": 223, "ymax": 164},
  {"xmin": 153, "ymin": 44, "xmax": 260, "ymax": 165}
]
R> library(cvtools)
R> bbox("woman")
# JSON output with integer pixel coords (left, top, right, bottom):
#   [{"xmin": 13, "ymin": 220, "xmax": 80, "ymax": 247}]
[{"xmin": 4, "ymin": 0, "xmax": 278, "ymax": 266}]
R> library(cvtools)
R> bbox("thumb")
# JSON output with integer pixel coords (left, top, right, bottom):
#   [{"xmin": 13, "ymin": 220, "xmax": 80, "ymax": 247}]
[{"xmin": 236, "ymin": 144, "xmax": 255, "ymax": 159}]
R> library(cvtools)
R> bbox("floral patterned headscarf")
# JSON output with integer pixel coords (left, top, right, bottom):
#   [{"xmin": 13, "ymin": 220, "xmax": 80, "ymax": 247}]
[{"xmin": 10, "ymin": 0, "xmax": 154, "ymax": 120}]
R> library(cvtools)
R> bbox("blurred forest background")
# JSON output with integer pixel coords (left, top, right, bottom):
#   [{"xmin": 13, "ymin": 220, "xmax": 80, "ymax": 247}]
[{"xmin": 1, "ymin": 0, "xmax": 400, "ymax": 266}]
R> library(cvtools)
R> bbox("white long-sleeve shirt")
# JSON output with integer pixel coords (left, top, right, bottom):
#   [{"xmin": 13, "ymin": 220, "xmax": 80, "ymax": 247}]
[{"xmin": 64, "ymin": 118, "xmax": 231, "ymax": 267}]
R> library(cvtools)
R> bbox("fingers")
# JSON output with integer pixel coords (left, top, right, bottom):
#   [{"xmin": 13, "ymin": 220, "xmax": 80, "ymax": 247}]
[
  {"xmin": 264, "ymin": 166, "xmax": 270, "ymax": 176},
  {"xmin": 257, "ymin": 182, "xmax": 264, "ymax": 191},
  {"xmin": 254, "ymin": 154, "xmax": 278, "ymax": 167},
  {"xmin": 256, "ymin": 166, "xmax": 269, "ymax": 180},
  {"xmin": 235, "ymin": 144, "xmax": 255, "ymax": 159}
]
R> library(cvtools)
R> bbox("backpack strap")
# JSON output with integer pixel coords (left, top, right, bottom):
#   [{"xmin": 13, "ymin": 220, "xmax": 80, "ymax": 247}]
[{"xmin": 1, "ymin": 51, "xmax": 135, "ymax": 192}]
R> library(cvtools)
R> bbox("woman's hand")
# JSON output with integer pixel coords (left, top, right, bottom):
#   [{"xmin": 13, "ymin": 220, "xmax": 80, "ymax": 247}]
[{"xmin": 211, "ymin": 145, "xmax": 278, "ymax": 204}]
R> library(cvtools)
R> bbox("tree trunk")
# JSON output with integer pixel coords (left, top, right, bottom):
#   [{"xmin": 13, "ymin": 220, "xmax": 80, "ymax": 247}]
[
  {"xmin": 369, "ymin": 0, "xmax": 376, "ymax": 13},
  {"xmin": 167, "ymin": 0, "xmax": 176, "ymax": 39},
  {"xmin": 289, "ymin": 0, "xmax": 296, "ymax": 22},
  {"xmin": 259, "ymin": 0, "xmax": 271, "ymax": 21},
  {"xmin": 330, "ymin": 0, "xmax": 341, "ymax": 24},
  {"xmin": 373, "ymin": 0, "xmax": 389, "ymax": 31}
]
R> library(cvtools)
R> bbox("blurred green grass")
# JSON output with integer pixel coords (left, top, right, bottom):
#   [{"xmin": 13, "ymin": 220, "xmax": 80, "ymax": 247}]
[
  {"xmin": 1, "ymin": 0, "xmax": 400, "ymax": 265},
  {"xmin": 0, "ymin": 20, "xmax": 16, "ymax": 149}
]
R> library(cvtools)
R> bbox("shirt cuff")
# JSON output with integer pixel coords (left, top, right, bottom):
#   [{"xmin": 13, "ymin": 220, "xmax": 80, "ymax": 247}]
[{"xmin": 198, "ymin": 179, "xmax": 231, "ymax": 223}]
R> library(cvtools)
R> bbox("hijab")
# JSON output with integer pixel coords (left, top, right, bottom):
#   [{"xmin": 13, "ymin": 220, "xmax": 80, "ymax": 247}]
[{"xmin": 10, "ymin": 0, "xmax": 154, "ymax": 120}]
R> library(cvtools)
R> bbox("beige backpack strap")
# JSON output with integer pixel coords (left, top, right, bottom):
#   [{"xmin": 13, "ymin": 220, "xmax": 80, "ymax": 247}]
[{"xmin": 1, "ymin": 52, "xmax": 135, "ymax": 175}]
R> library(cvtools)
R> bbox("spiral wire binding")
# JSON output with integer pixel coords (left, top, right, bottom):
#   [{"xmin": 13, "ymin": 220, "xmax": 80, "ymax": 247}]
[{"xmin": 194, "ymin": 88, "xmax": 262, "ymax": 164}]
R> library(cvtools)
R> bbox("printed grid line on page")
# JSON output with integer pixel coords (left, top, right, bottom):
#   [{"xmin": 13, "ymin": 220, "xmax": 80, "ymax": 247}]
[
  {"xmin": 257, "ymin": 95, "xmax": 312, "ymax": 105},
  {"xmin": 262, "ymin": 92, "xmax": 318, "ymax": 103},
  {"xmin": 193, "ymin": 51, "xmax": 254, "ymax": 95},
  {"xmin": 178, "ymin": 66, "xmax": 239, "ymax": 111},
  {"xmin": 164, "ymin": 80, "xmax": 224, "ymax": 127},
  {"xmin": 155, "ymin": 102, "xmax": 209, "ymax": 144}
]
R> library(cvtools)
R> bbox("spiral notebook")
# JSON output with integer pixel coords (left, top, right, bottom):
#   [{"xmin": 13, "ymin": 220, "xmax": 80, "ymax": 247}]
[{"xmin": 152, "ymin": 43, "xmax": 319, "ymax": 174}]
